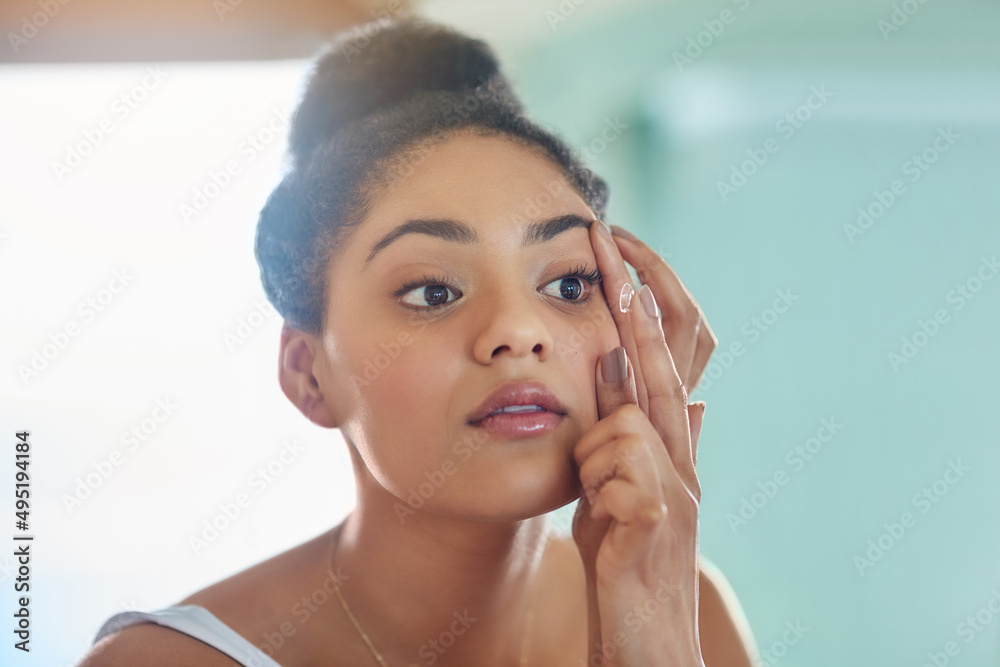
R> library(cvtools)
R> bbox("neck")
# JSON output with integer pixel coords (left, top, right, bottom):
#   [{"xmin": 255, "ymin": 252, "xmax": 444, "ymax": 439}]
[{"xmin": 329, "ymin": 442, "xmax": 551, "ymax": 666}]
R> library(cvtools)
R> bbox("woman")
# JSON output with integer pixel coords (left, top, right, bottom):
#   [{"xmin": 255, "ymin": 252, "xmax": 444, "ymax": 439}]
[{"xmin": 83, "ymin": 14, "xmax": 757, "ymax": 667}]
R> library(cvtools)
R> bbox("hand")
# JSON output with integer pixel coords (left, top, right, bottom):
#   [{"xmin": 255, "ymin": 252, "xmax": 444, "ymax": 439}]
[
  {"xmin": 603, "ymin": 223, "xmax": 717, "ymax": 411},
  {"xmin": 571, "ymin": 219, "xmax": 712, "ymax": 666}
]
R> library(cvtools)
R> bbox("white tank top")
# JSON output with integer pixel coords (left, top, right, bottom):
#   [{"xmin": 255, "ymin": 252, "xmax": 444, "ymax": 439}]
[{"xmin": 92, "ymin": 604, "xmax": 283, "ymax": 667}]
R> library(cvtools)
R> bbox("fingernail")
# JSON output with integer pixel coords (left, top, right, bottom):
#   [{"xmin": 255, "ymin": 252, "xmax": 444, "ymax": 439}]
[
  {"xmin": 610, "ymin": 224, "xmax": 639, "ymax": 243},
  {"xmin": 601, "ymin": 347, "xmax": 627, "ymax": 383},
  {"xmin": 595, "ymin": 219, "xmax": 613, "ymax": 241},
  {"xmin": 619, "ymin": 283, "xmax": 634, "ymax": 313},
  {"xmin": 638, "ymin": 284, "xmax": 660, "ymax": 318}
]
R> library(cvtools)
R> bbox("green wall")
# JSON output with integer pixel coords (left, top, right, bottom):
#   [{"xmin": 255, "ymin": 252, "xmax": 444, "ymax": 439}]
[{"xmin": 508, "ymin": 1, "xmax": 1000, "ymax": 664}]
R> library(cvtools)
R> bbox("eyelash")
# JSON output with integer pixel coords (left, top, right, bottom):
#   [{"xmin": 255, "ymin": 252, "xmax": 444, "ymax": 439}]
[{"xmin": 394, "ymin": 263, "xmax": 604, "ymax": 312}]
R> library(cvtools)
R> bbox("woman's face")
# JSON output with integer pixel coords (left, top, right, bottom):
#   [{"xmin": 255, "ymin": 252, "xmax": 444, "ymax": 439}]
[{"xmin": 317, "ymin": 131, "xmax": 620, "ymax": 521}]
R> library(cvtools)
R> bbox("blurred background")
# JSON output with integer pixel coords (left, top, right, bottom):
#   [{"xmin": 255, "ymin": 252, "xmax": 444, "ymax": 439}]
[{"xmin": 2, "ymin": 0, "xmax": 999, "ymax": 665}]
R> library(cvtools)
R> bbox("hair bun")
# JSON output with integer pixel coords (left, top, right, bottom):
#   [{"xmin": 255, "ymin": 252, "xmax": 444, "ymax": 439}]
[{"xmin": 288, "ymin": 15, "xmax": 520, "ymax": 169}]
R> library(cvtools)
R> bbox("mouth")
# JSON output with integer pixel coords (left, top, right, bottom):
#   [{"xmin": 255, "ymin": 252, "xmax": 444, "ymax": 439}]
[{"xmin": 467, "ymin": 380, "xmax": 568, "ymax": 437}]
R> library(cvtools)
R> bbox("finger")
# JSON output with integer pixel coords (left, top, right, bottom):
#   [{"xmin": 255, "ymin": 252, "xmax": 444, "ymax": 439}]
[
  {"xmin": 590, "ymin": 478, "xmax": 665, "ymax": 572},
  {"xmin": 590, "ymin": 476, "xmax": 666, "ymax": 526},
  {"xmin": 688, "ymin": 317, "xmax": 719, "ymax": 395},
  {"xmin": 683, "ymin": 402, "xmax": 705, "ymax": 503},
  {"xmin": 578, "ymin": 433, "xmax": 662, "ymax": 508},
  {"xmin": 626, "ymin": 280, "xmax": 699, "ymax": 492},
  {"xmin": 590, "ymin": 220, "xmax": 649, "ymax": 414},
  {"xmin": 595, "ymin": 346, "xmax": 638, "ymax": 422},
  {"xmin": 610, "ymin": 225, "xmax": 716, "ymax": 390},
  {"xmin": 573, "ymin": 402, "xmax": 668, "ymax": 476},
  {"xmin": 688, "ymin": 401, "xmax": 705, "ymax": 470},
  {"xmin": 571, "ymin": 478, "xmax": 611, "ymax": 572},
  {"xmin": 609, "ymin": 226, "xmax": 702, "ymax": 385}
]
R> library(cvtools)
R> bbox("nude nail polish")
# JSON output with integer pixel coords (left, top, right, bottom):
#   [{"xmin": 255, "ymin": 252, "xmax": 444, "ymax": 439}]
[
  {"xmin": 639, "ymin": 284, "xmax": 660, "ymax": 318},
  {"xmin": 601, "ymin": 347, "xmax": 627, "ymax": 383},
  {"xmin": 596, "ymin": 219, "xmax": 613, "ymax": 241},
  {"xmin": 610, "ymin": 225, "xmax": 639, "ymax": 242}
]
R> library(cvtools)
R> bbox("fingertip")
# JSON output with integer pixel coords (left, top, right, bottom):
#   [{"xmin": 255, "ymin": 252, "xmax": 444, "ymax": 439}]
[
  {"xmin": 689, "ymin": 401, "xmax": 706, "ymax": 465},
  {"xmin": 689, "ymin": 402, "xmax": 706, "ymax": 431},
  {"xmin": 600, "ymin": 346, "xmax": 628, "ymax": 384},
  {"xmin": 609, "ymin": 224, "xmax": 640, "ymax": 243},
  {"xmin": 592, "ymin": 218, "xmax": 613, "ymax": 242}
]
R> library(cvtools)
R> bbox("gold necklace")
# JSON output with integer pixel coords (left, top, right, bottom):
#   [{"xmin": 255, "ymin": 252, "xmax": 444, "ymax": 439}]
[{"xmin": 325, "ymin": 524, "xmax": 542, "ymax": 667}]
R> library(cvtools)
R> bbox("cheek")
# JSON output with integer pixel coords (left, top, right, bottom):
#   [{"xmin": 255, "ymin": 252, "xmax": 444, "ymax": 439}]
[
  {"xmin": 366, "ymin": 344, "xmax": 449, "ymax": 426},
  {"xmin": 551, "ymin": 307, "xmax": 620, "ymax": 423},
  {"xmin": 345, "ymin": 326, "xmax": 460, "ymax": 475}
]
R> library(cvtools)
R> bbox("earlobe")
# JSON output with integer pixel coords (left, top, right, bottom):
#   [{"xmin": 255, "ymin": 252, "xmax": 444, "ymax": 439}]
[{"xmin": 277, "ymin": 321, "xmax": 339, "ymax": 429}]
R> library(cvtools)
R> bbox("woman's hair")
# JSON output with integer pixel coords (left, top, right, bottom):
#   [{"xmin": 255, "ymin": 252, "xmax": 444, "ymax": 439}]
[{"xmin": 254, "ymin": 14, "xmax": 611, "ymax": 335}]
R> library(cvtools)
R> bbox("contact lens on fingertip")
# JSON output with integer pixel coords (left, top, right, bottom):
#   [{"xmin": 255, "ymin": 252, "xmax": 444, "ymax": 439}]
[{"xmin": 619, "ymin": 283, "xmax": 634, "ymax": 313}]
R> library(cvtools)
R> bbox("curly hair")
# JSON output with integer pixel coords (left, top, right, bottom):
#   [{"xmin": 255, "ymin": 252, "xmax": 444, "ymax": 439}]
[{"xmin": 254, "ymin": 14, "xmax": 611, "ymax": 334}]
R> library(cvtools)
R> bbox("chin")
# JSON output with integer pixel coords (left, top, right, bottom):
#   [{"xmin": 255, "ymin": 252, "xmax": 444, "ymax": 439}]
[
  {"xmin": 414, "ymin": 473, "xmax": 577, "ymax": 525},
  {"xmin": 487, "ymin": 469, "xmax": 582, "ymax": 523}
]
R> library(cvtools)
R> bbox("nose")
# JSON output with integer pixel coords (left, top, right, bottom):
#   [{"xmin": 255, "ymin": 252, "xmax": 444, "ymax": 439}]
[{"xmin": 471, "ymin": 287, "xmax": 554, "ymax": 364}]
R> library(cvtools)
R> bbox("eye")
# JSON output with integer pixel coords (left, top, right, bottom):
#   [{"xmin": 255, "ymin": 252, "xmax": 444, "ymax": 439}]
[
  {"xmin": 396, "ymin": 274, "xmax": 461, "ymax": 310},
  {"xmin": 394, "ymin": 264, "xmax": 602, "ymax": 312},
  {"xmin": 540, "ymin": 276, "xmax": 586, "ymax": 301},
  {"xmin": 539, "ymin": 264, "xmax": 603, "ymax": 305}
]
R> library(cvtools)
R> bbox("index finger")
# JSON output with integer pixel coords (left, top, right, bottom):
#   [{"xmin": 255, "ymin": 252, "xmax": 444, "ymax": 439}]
[{"xmin": 589, "ymin": 219, "xmax": 649, "ymax": 414}]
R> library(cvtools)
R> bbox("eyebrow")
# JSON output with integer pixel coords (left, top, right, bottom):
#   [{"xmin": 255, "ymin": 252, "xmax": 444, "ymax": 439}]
[{"xmin": 363, "ymin": 213, "xmax": 595, "ymax": 268}]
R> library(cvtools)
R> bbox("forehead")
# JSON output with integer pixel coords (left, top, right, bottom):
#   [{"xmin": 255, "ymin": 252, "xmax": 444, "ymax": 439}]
[{"xmin": 359, "ymin": 132, "xmax": 593, "ymax": 239}]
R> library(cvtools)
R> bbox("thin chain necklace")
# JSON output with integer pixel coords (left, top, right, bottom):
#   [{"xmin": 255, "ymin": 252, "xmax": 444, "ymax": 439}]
[{"xmin": 325, "ymin": 524, "xmax": 543, "ymax": 667}]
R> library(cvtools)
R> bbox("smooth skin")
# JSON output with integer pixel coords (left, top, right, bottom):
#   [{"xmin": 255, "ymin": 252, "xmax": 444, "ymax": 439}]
[{"xmin": 80, "ymin": 131, "xmax": 757, "ymax": 666}]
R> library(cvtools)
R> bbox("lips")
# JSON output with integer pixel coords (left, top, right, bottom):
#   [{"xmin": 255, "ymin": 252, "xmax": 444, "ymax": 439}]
[{"xmin": 466, "ymin": 380, "xmax": 568, "ymax": 425}]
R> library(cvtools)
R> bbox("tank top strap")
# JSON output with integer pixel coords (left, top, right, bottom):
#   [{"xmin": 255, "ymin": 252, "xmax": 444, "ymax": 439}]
[{"xmin": 92, "ymin": 603, "xmax": 283, "ymax": 667}]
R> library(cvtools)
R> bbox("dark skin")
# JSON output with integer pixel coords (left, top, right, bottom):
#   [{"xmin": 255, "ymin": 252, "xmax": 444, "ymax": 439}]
[{"xmin": 81, "ymin": 130, "xmax": 757, "ymax": 666}]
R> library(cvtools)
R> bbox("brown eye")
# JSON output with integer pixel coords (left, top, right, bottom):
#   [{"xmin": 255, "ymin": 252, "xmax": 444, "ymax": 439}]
[
  {"xmin": 400, "ymin": 283, "xmax": 458, "ymax": 309},
  {"xmin": 540, "ymin": 277, "xmax": 584, "ymax": 301}
]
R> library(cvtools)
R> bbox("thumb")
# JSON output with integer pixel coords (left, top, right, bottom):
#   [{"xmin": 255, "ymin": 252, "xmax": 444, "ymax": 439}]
[{"xmin": 596, "ymin": 346, "xmax": 639, "ymax": 420}]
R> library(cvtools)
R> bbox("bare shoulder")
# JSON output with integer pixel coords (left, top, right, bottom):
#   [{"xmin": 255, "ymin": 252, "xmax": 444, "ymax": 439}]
[
  {"xmin": 78, "ymin": 529, "xmax": 334, "ymax": 667},
  {"xmin": 177, "ymin": 528, "xmax": 333, "ymax": 608},
  {"xmin": 78, "ymin": 623, "xmax": 242, "ymax": 666},
  {"xmin": 698, "ymin": 555, "xmax": 759, "ymax": 667}
]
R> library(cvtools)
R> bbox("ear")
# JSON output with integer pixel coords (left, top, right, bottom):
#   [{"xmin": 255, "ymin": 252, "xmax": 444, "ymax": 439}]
[{"xmin": 278, "ymin": 320, "xmax": 338, "ymax": 428}]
